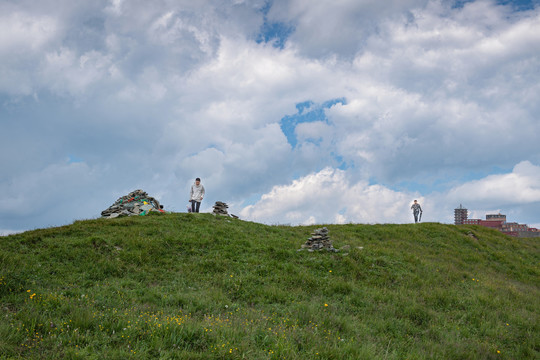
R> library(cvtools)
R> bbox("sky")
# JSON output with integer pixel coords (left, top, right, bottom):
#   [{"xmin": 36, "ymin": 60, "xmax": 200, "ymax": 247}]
[{"xmin": 1, "ymin": 0, "xmax": 540, "ymax": 235}]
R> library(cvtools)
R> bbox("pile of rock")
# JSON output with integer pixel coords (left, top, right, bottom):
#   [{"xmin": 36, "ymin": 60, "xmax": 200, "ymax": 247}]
[
  {"xmin": 101, "ymin": 190, "xmax": 164, "ymax": 218},
  {"xmin": 300, "ymin": 227, "xmax": 338, "ymax": 252},
  {"xmin": 212, "ymin": 201, "xmax": 238, "ymax": 219}
]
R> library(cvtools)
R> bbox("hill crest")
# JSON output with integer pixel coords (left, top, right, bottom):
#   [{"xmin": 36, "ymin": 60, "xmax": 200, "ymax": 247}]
[{"xmin": 1, "ymin": 213, "xmax": 538, "ymax": 359}]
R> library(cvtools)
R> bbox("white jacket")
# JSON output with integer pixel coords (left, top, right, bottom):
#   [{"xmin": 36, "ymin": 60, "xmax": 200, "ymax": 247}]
[{"xmin": 190, "ymin": 183, "xmax": 205, "ymax": 202}]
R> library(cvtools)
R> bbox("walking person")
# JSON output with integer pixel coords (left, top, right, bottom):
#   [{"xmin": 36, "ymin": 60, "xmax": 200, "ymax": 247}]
[
  {"xmin": 411, "ymin": 200, "xmax": 422, "ymax": 223},
  {"xmin": 189, "ymin": 177, "xmax": 205, "ymax": 213}
]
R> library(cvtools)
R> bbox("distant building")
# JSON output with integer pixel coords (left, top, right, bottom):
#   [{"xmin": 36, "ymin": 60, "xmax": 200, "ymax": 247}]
[
  {"xmin": 502, "ymin": 222, "xmax": 528, "ymax": 232},
  {"xmin": 486, "ymin": 214, "xmax": 506, "ymax": 222},
  {"xmin": 479, "ymin": 219, "xmax": 505, "ymax": 229},
  {"xmin": 520, "ymin": 227, "xmax": 540, "ymax": 238},
  {"xmin": 455, "ymin": 206, "xmax": 539, "ymax": 237},
  {"xmin": 454, "ymin": 204, "xmax": 468, "ymax": 225}
]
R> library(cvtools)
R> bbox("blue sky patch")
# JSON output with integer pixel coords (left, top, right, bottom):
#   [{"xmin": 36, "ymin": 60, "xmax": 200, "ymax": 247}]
[
  {"xmin": 257, "ymin": 21, "xmax": 294, "ymax": 49},
  {"xmin": 256, "ymin": 1, "xmax": 294, "ymax": 48},
  {"xmin": 453, "ymin": 0, "xmax": 539, "ymax": 10},
  {"xmin": 332, "ymin": 153, "xmax": 349, "ymax": 170},
  {"xmin": 497, "ymin": 0, "xmax": 539, "ymax": 10},
  {"xmin": 280, "ymin": 98, "xmax": 346, "ymax": 148},
  {"xmin": 67, "ymin": 155, "xmax": 84, "ymax": 164}
]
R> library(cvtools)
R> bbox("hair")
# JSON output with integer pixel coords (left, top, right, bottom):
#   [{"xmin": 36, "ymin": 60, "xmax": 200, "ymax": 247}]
[{"xmin": 196, "ymin": 178, "xmax": 201, "ymax": 181}]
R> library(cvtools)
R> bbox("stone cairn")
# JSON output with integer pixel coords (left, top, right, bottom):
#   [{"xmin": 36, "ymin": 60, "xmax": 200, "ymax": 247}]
[
  {"xmin": 212, "ymin": 201, "xmax": 238, "ymax": 219},
  {"xmin": 101, "ymin": 190, "xmax": 164, "ymax": 219},
  {"xmin": 300, "ymin": 227, "xmax": 338, "ymax": 252}
]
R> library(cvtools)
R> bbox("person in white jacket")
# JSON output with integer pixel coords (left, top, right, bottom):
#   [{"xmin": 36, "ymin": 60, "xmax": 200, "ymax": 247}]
[{"xmin": 190, "ymin": 178, "xmax": 205, "ymax": 213}]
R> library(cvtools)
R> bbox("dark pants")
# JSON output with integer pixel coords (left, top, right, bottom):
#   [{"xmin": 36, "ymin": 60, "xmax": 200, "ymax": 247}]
[
  {"xmin": 191, "ymin": 201, "xmax": 201, "ymax": 213},
  {"xmin": 414, "ymin": 211, "xmax": 420, "ymax": 223}
]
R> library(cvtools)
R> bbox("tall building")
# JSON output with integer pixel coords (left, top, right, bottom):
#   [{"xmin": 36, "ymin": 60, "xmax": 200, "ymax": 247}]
[{"xmin": 454, "ymin": 204, "xmax": 468, "ymax": 225}]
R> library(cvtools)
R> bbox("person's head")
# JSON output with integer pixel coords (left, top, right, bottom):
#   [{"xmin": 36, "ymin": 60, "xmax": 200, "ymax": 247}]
[
  {"xmin": 195, "ymin": 177, "xmax": 201, "ymax": 185},
  {"xmin": 413, "ymin": 200, "xmax": 417, "ymax": 203}
]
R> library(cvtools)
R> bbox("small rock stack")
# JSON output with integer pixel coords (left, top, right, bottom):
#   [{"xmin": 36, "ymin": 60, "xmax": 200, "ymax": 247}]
[
  {"xmin": 300, "ymin": 227, "xmax": 338, "ymax": 252},
  {"xmin": 212, "ymin": 201, "xmax": 238, "ymax": 219},
  {"xmin": 101, "ymin": 190, "xmax": 164, "ymax": 218}
]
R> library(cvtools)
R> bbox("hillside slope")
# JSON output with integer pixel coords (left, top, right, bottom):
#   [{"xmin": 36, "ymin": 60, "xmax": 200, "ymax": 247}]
[{"xmin": 1, "ymin": 213, "xmax": 539, "ymax": 359}]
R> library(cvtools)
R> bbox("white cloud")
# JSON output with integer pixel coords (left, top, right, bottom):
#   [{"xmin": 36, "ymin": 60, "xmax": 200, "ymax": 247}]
[
  {"xmin": 0, "ymin": 229, "xmax": 24, "ymax": 237},
  {"xmin": 0, "ymin": 160, "xmax": 109, "ymax": 230},
  {"xmin": 1, "ymin": 0, "xmax": 539, "ymax": 232},
  {"xmin": 105, "ymin": 0, "xmax": 126, "ymax": 16},
  {"xmin": 0, "ymin": 11, "xmax": 60, "ymax": 95},
  {"xmin": 295, "ymin": 121, "xmax": 331, "ymax": 143},
  {"xmin": 0, "ymin": 12, "xmax": 59, "ymax": 53},
  {"xmin": 40, "ymin": 48, "xmax": 115, "ymax": 96},
  {"xmin": 446, "ymin": 161, "xmax": 540, "ymax": 205},
  {"xmin": 268, "ymin": 0, "xmax": 429, "ymax": 58},
  {"xmin": 240, "ymin": 167, "xmax": 417, "ymax": 225}
]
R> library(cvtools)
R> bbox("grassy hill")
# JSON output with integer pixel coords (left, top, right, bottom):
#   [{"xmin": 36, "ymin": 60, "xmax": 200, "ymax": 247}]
[{"xmin": 1, "ymin": 213, "xmax": 538, "ymax": 359}]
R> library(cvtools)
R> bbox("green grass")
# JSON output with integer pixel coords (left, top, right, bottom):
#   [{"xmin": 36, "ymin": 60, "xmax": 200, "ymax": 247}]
[{"xmin": 1, "ymin": 213, "xmax": 538, "ymax": 359}]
